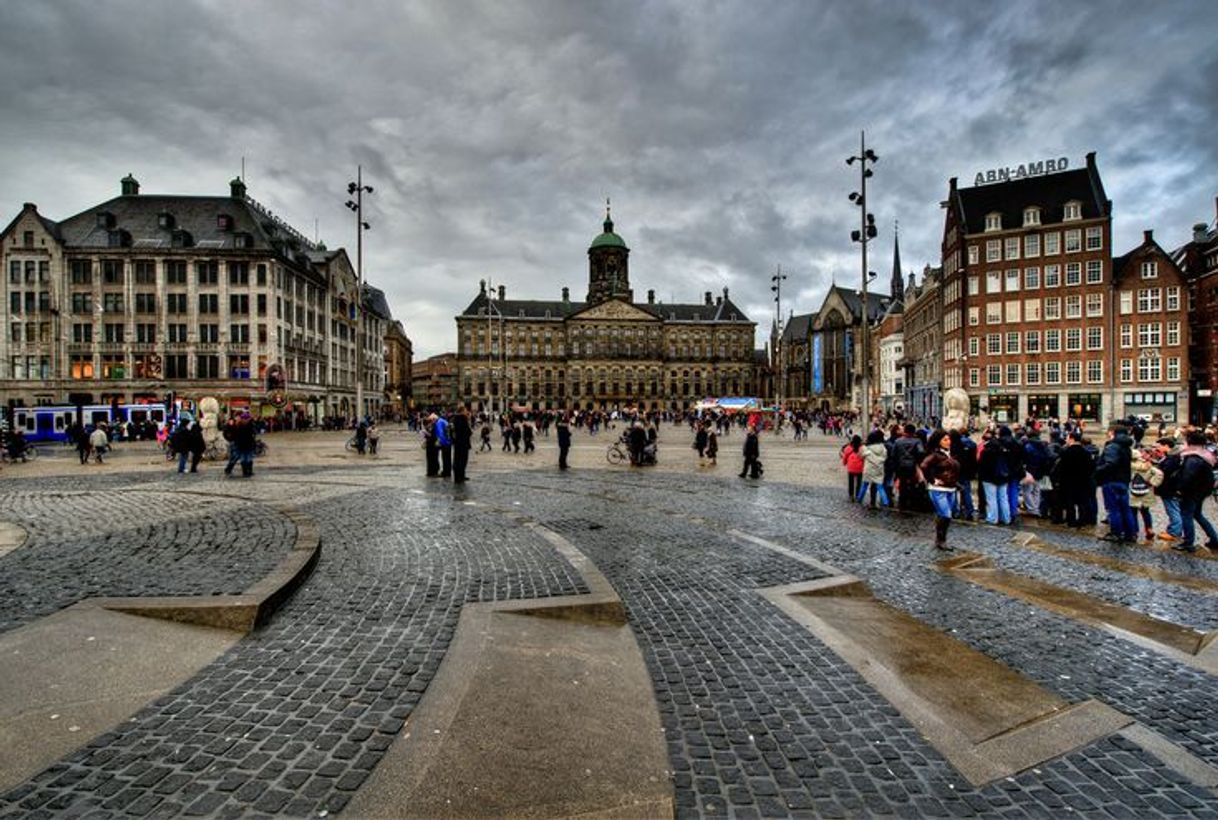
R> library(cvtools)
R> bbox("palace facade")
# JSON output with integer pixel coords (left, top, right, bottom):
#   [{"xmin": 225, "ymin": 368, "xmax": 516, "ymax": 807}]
[{"xmin": 454, "ymin": 209, "xmax": 757, "ymax": 411}]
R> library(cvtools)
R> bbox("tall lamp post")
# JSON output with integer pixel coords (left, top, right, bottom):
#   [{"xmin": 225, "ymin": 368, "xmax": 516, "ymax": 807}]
[
  {"xmin": 848, "ymin": 133, "xmax": 879, "ymax": 417},
  {"xmin": 486, "ymin": 278, "xmax": 505, "ymax": 417},
  {"xmin": 345, "ymin": 168, "xmax": 373, "ymax": 420},
  {"xmin": 770, "ymin": 265, "xmax": 787, "ymax": 410}
]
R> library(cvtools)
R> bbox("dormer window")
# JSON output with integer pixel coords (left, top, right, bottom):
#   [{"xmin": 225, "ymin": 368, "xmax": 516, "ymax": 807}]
[
  {"xmin": 232, "ymin": 232, "xmax": 253, "ymax": 249},
  {"xmin": 517, "ymin": 308, "xmax": 525, "ymax": 318},
  {"xmin": 158, "ymin": 212, "xmax": 175, "ymax": 230},
  {"xmin": 1023, "ymin": 207, "xmax": 1041, "ymax": 226},
  {"xmin": 171, "ymin": 229, "xmax": 193, "ymax": 248},
  {"xmin": 984, "ymin": 213, "xmax": 1002, "ymax": 232},
  {"xmin": 1063, "ymin": 201, "xmax": 1082, "ymax": 221},
  {"xmin": 217, "ymin": 214, "xmax": 233, "ymax": 231},
  {"xmin": 96, "ymin": 211, "xmax": 115, "ymax": 229},
  {"xmin": 107, "ymin": 229, "xmax": 132, "ymax": 248}
]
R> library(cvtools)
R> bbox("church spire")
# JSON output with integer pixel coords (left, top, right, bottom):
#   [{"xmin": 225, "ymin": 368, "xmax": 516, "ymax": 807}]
[
  {"xmin": 890, "ymin": 220, "xmax": 904, "ymax": 302},
  {"xmin": 604, "ymin": 197, "xmax": 613, "ymax": 233}
]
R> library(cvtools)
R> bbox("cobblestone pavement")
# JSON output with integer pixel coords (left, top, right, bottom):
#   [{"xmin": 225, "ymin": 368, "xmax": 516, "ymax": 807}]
[{"xmin": 3, "ymin": 452, "xmax": 1218, "ymax": 817}]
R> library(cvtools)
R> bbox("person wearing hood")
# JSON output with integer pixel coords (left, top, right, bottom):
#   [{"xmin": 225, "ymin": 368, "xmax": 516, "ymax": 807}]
[
  {"xmin": 841, "ymin": 434, "xmax": 865, "ymax": 501},
  {"xmin": 1095, "ymin": 423, "xmax": 1137, "ymax": 542},
  {"xmin": 424, "ymin": 413, "xmax": 441, "ymax": 477},
  {"xmin": 1175, "ymin": 429, "xmax": 1218, "ymax": 552},
  {"xmin": 857, "ymin": 429, "xmax": 891, "ymax": 508}
]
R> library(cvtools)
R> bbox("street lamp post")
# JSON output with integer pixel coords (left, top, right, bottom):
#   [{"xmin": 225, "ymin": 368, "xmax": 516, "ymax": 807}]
[
  {"xmin": 486, "ymin": 279, "xmax": 505, "ymax": 417},
  {"xmin": 848, "ymin": 132, "xmax": 879, "ymax": 418},
  {"xmin": 345, "ymin": 168, "xmax": 373, "ymax": 420},
  {"xmin": 771, "ymin": 265, "xmax": 787, "ymax": 411}
]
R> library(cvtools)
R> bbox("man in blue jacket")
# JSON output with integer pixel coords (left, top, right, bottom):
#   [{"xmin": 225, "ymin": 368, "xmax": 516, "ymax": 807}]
[
  {"xmin": 1095, "ymin": 423, "xmax": 1136, "ymax": 542},
  {"xmin": 435, "ymin": 412, "xmax": 453, "ymax": 478}
]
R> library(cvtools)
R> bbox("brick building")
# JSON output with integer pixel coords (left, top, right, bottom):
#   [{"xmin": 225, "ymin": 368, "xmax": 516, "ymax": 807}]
[
  {"xmin": 1111, "ymin": 231, "xmax": 1190, "ymax": 423},
  {"xmin": 899, "ymin": 266, "xmax": 943, "ymax": 421},
  {"xmin": 941, "ymin": 153, "xmax": 1116, "ymax": 424},
  {"xmin": 411, "ymin": 352, "xmax": 459, "ymax": 411},
  {"xmin": 1171, "ymin": 200, "xmax": 1218, "ymax": 423},
  {"xmin": 383, "ymin": 319, "xmax": 413, "ymax": 418}
]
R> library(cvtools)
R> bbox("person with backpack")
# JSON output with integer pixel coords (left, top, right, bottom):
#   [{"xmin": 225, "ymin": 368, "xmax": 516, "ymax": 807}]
[
  {"xmin": 1175, "ymin": 429, "xmax": 1218, "ymax": 552},
  {"xmin": 890, "ymin": 424, "xmax": 925, "ymax": 512},
  {"xmin": 1129, "ymin": 446, "xmax": 1163, "ymax": 542},
  {"xmin": 841, "ymin": 434, "xmax": 865, "ymax": 502},
  {"xmin": 949, "ymin": 429, "xmax": 977, "ymax": 520},
  {"xmin": 1021, "ymin": 429, "xmax": 1050, "ymax": 518},
  {"xmin": 978, "ymin": 426, "xmax": 1013, "ymax": 524},
  {"xmin": 1095, "ymin": 423, "xmax": 1137, "ymax": 543},
  {"xmin": 998, "ymin": 427, "xmax": 1025, "ymax": 524}
]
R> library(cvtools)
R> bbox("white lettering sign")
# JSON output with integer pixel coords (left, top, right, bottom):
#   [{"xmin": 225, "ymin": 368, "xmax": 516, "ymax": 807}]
[{"xmin": 974, "ymin": 157, "xmax": 1069, "ymax": 186}]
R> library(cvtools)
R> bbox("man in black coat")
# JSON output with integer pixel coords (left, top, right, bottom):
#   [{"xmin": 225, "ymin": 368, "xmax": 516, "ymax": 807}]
[
  {"xmin": 890, "ymin": 424, "xmax": 925, "ymax": 511},
  {"xmin": 556, "ymin": 414, "xmax": 572, "ymax": 470},
  {"xmin": 1176, "ymin": 430, "xmax": 1218, "ymax": 551},
  {"xmin": 740, "ymin": 424, "xmax": 761, "ymax": 479},
  {"xmin": 1052, "ymin": 430, "xmax": 1095, "ymax": 528},
  {"xmin": 450, "ymin": 405, "xmax": 473, "ymax": 483}
]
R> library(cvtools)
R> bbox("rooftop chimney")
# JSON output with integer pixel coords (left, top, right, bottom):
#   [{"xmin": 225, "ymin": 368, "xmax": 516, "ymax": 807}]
[
  {"xmin": 716, "ymin": 295, "xmax": 722, "ymax": 306},
  {"xmin": 498, "ymin": 285, "xmax": 505, "ymax": 302},
  {"xmin": 1195, "ymin": 223, "xmax": 1210, "ymax": 243},
  {"xmin": 647, "ymin": 289, "xmax": 655, "ymax": 304},
  {"xmin": 1144, "ymin": 229, "xmax": 1154, "ymax": 244},
  {"xmin": 120, "ymin": 174, "xmax": 140, "ymax": 196},
  {"xmin": 704, "ymin": 291, "xmax": 712, "ymax": 306},
  {"xmin": 479, "ymin": 279, "xmax": 486, "ymax": 294},
  {"xmin": 561, "ymin": 286, "xmax": 569, "ymax": 302}
]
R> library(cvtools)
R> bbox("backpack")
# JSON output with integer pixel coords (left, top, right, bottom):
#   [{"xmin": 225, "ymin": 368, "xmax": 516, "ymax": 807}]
[
  {"xmin": 897, "ymin": 441, "xmax": 920, "ymax": 476},
  {"xmin": 1130, "ymin": 471, "xmax": 1152, "ymax": 497}
]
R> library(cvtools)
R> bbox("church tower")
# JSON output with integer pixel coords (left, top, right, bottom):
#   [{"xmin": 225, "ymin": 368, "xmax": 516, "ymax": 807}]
[
  {"xmin": 587, "ymin": 200, "xmax": 632, "ymax": 304},
  {"xmin": 890, "ymin": 221, "xmax": 904, "ymax": 303}
]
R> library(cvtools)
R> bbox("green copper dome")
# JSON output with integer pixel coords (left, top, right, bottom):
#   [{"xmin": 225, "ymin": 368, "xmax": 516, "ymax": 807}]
[{"xmin": 590, "ymin": 207, "xmax": 628, "ymax": 250}]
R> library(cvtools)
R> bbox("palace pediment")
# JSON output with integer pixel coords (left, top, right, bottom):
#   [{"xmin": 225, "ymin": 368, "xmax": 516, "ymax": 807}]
[{"xmin": 568, "ymin": 299, "xmax": 659, "ymax": 322}]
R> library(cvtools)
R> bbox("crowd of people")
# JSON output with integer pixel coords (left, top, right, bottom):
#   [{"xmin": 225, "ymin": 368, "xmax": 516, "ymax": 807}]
[{"xmin": 840, "ymin": 418, "xmax": 1218, "ymax": 553}]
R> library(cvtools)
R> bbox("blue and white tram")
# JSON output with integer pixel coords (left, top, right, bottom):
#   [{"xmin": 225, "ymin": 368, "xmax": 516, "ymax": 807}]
[{"xmin": 8, "ymin": 403, "xmax": 168, "ymax": 443}]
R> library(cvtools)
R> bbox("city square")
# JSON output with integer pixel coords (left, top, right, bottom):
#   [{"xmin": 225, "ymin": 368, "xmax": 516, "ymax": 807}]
[{"xmin": 2, "ymin": 430, "xmax": 1218, "ymax": 817}]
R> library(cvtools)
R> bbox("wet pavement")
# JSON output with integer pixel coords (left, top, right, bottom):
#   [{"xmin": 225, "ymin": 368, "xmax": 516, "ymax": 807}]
[{"xmin": 2, "ymin": 433, "xmax": 1218, "ymax": 817}]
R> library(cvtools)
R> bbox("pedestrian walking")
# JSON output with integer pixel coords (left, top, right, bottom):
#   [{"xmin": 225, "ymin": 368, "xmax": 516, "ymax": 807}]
[
  {"xmin": 479, "ymin": 422, "xmax": 492, "ymax": 452},
  {"xmin": 523, "ymin": 420, "xmax": 535, "ymax": 454},
  {"xmin": 921, "ymin": 429, "xmax": 960, "ymax": 550},
  {"xmin": 1175, "ymin": 430, "xmax": 1218, "ymax": 552},
  {"xmin": 368, "ymin": 421, "xmax": 381, "ymax": 455},
  {"xmin": 556, "ymin": 414, "xmax": 572, "ymax": 470},
  {"xmin": 354, "ymin": 421, "xmax": 368, "ymax": 455},
  {"xmin": 706, "ymin": 429, "xmax": 718, "ymax": 466},
  {"xmin": 89, "ymin": 425, "xmax": 109, "ymax": 463},
  {"xmin": 740, "ymin": 424, "xmax": 762, "ymax": 479},
  {"xmin": 1154, "ymin": 437, "xmax": 1184, "ymax": 542},
  {"xmin": 694, "ymin": 423, "xmax": 708, "ymax": 463}
]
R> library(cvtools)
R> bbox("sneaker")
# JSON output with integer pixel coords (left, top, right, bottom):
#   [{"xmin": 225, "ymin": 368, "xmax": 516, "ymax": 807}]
[
  {"xmin": 1158, "ymin": 532, "xmax": 1180, "ymax": 543},
  {"xmin": 1172, "ymin": 543, "xmax": 1197, "ymax": 552},
  {"xmin": 1100, "ymin": 533, "xmax": 1123, "ymax": 542},
  {"xmin": 1144, "ymin": 532, "xmax": 1155, "ymax": 542}
]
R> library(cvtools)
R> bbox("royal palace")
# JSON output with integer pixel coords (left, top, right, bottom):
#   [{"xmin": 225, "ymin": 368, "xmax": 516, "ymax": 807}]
[{"xmin": 455, "ymin": 208, "xmax": 758, "ymax": 411}]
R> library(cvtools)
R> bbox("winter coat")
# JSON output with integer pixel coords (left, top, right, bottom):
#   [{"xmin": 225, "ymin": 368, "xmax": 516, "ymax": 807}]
[
  {"xmin": 862, "ymin": 443, "xmax": 887, "ymax": 483},
  {"xmin": 1178, "ymin": 448, "xmax": 1216, "ymax": 501},
  {"xmin": 1094, "ymin": 433, "xmax": 1134, "ymax": 485},
  {"xmin": 891, "ymin": 436, "xmax": 925, "ymax": 479},
  {"xmin": 952, "ymin": 436, "xmax": 978, "ymax": 481},
  {"xmin": 1154, "ymin": 452, "xmax": 1182, "ymax": 498},
  {"xmin": 1052, "ymin": 443, "xmax": 1095, "ymax": 494},
  {"xmin": 841, "ymin": 445, "xmax": 865, "ymax": 475},
  {"xmin": 920, "ymin": 449, "xmax": 960, "ymax": 490},
  {"xmin": 743, "ymin": 431, "xmax": 760, "ymax": 459},
  {"xmin": 451, "ymin": 413, "xmax": 472, "ymax": 451},
  {"xmin": 1001, "ymin": 436, "xmax": 1025, "ymax": 483},
  {"xmin": 1023, "ymin": 439, "xmax": 1050, "ymax": 480},
  {"xmin": 977, "ymin": 438, "xmax": 1009, "ymax": 484}
]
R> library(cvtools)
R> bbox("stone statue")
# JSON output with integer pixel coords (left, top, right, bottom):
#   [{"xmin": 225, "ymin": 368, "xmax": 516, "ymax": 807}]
[
  {"xmin": 943, "ymin": 387, "xmax": 971, "ymax": 432},
  {"xmin": 199, "ymin": 396, "xmax": 223, "ymax": 446}
]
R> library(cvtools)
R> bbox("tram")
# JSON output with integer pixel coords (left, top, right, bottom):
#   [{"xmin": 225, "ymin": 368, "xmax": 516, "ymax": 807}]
[{"xmin": 5, "ymin": 403, "xmax": 168, "ymax": 443}]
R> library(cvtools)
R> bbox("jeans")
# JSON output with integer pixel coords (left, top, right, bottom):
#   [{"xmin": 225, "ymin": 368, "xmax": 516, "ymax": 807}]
[
  {"xmin": 929, "ymin": 488, "xmax": 957, "ymax": 519},
  {"xmin": 856, "ymin": 480, "xmax": 890, "ymax": 507},
  {"xmin": 957, "ymin": 481, "xmax": 975, "ymax": 519},
  {"xmin": 1179, "ymin": 496, "xmax": 1218, "ymax": 547},
  {"xmin": 983, "ymin": 482, "xmax": 1010, "ymax": 524},
  {"xmin": 1161, "ymin": 497, "xmax": 1183, "ymax": 538},
  {"xmin": 1100, "ymin": 482, "xmax": 1137, "ymax": 540},
  {"xmin": 1021, "ymin": 481, "xmax": 1042, "ymax": 517},
  {"xmin": 1006, "ymin": 482, "xmax": 1022, "ymax": 520},
  {"xmin": 178, "ymin": 452, "xmax": 189, "ymax": 473}
]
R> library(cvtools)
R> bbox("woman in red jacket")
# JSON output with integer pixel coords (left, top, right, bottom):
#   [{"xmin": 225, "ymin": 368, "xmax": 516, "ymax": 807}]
[{"xmin": 841, "ymin": 434, "xmax": 865, "ymax": 502}]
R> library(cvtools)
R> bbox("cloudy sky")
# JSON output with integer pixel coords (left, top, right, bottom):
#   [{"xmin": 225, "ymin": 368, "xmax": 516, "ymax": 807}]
[{"xmin": 2, "ymin": 1, "xmax": 1214, "ymax": 357}]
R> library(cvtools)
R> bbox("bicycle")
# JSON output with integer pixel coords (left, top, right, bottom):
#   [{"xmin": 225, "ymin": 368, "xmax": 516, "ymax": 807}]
[
  {"xmin": 1, "ymin": 445, "xmax": 39, "ymax": 464},
  {"xmin": 606, "ymin": 441, "xmax": 629, "ymax": 465},
  {"xmin": 254, "ymin": 440, "xmax": 268, "ymax": 458}
]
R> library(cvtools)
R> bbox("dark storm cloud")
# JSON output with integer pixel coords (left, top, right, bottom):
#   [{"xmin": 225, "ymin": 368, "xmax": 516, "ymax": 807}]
[{"xmin": 0, "ymin": 0, "xmax": 1213, "ymax": 355}]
